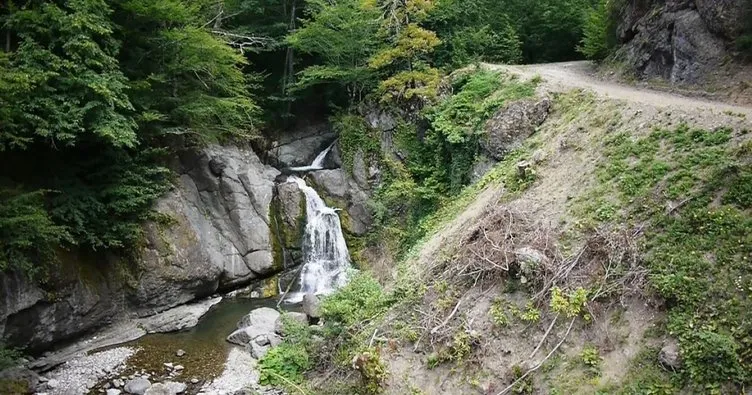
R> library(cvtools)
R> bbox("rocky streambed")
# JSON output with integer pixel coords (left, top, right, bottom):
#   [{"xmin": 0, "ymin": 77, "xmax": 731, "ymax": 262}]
[{"xmin": 17, "ymin": 291, "xmax": 323, "ymax": 395}]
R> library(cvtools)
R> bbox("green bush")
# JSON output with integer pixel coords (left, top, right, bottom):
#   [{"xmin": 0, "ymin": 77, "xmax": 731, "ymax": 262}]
[
  {"xmin": 258, "ymin": 315, "xmax": 313, "ymax": 386},
  {"xmin": 321, "ymin": 271, "xmax": 390, "ymax": 326},
  {"xmin": 0, "ymin": 343, "xmax": 22, "ymax": 370},
  {"xmin": 578, "ymin": 0, "xmax": 615, "ymax": 61}
]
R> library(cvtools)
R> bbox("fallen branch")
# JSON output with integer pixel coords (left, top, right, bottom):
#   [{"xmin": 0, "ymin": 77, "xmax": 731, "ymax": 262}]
[
  {"xmin": 431, "ymin": 299, "xmax": 463, "ymax": 335},
  {"xmin": 495, "ymin": 317, "xmax": 576, "ymax": 395},
  {"xmin": 528, "ymin": 313, "xmax": 559, "ymax": 359}
]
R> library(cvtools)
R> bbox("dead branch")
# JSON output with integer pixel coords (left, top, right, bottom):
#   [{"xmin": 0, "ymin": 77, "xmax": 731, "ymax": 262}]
[
  {"xmin": 495, "ymin": 317, "xmax": 576, "ymax": 395},
  {"xmin": 431, "ymin": 299, "xmax": 463, "ymax": 335}
]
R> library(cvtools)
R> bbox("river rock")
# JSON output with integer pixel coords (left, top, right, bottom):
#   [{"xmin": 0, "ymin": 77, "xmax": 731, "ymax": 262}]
[
  {"xmin": 274, "ymin": 312, "xmax": 309, "ymax": 335},
  {"xmin": 176, "ymin": 349, "xmax": 185, "ymax": 357},
  {"xmin": 482, "ymin": 98, "xmax": 551, "ymax": 161},
  {"xmin": 124, "ymin": 378, "xmax": 151, "ymax": 395},
  {"xmin": 107, "ymin": 389, "xmax": 122, "ymax": 395},
  {"xmin": 227, "ymin": 308, "xmax": 280, "ymax": 346},
  {"xmin": 249, "ymin": 342, "xmax": 271, "ymax": 359},
  {"xmin": 303, "ymin": 294, "xmax": 321, "ymax": 319},
  {"xmin": 142, "ymin": 297, "xmax": 222, "ymax": 334}
]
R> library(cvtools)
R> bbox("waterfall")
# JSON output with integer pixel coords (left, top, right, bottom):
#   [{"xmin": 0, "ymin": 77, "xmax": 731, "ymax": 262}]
[
  {"xmin": 284, "ymin": 144, "xmax": 351, "ymax": 303},
  {"xmin": 288, "ymin": 142, "xmax": 336, "ymax": 173}
]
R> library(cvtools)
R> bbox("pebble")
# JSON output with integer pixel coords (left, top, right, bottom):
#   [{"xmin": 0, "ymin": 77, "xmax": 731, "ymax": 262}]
[
  {"xmin": 176, "ymin": 349, "xmax": 186, "ymax": 357},
  {"xmin": 191, "ymin": 378, "xmax": 199, "ymax": 384},
  {"xmin": 174, "ymin": 365, "xmax": 184, "ymax": 371},
  {"xmin": 164, "ymin": 362, "xmax": 174, "ymax": 369}
]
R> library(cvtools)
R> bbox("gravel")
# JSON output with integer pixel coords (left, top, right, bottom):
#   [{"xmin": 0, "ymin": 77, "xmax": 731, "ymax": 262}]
[
  {"xmin": 199, "ymin": 348, "xmax": 259, "ymax": 394},
  {"xmin": 45, "ymin": 347, "xmax": 135, "ymax": 395}
]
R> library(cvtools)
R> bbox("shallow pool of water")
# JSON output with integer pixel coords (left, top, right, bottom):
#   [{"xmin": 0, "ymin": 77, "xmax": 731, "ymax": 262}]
[{"xmin": 121, "ymin": 297, "xmax": 282, "ymax": 381}]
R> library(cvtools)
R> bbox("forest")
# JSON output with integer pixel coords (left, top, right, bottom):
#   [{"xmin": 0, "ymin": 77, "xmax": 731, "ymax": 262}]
[{"xmin": 0, "ymin": 0, "xmax": 610, "ymax": 278}]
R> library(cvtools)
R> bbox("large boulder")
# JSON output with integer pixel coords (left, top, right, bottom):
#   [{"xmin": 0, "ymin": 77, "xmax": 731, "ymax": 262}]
[
  {"xmin": 303, "ymin": 293, "xmax": 322, "ymax": 320},
  {"xmin": 227, "ymin": 307, "xmax": 280, "ymax": 346},
  {"xmin": 273, "ymin": 180, "xmax": 306, "ymax": 268},
  {"xmin": 135, "ymin": 143, "xmax": 281, "ymax": 313},
  {"xmin": 124, "ymin": 378, "xmax": 151, "ymax": 395},
  {"xmin": 481, "ymin": 98, "xmax": 551, "ymax": 161},
  {"xmin": 309, "ymin": 169, "xmax": 373, "ymax": 236}
]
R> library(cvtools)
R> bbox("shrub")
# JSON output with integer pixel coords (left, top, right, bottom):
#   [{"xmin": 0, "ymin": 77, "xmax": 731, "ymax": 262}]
[
  {"xmin": 321, "ymin": 271, "xmax": 390, "ymax": 326},
  {"xmin": 0, "ymin": 343, "xmax": 22, "ymax": 370}
]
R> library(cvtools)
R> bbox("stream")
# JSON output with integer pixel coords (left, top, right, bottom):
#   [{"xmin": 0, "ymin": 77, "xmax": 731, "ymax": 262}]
[{"xmin": 114, "ymin": 297, "xmax": 289, "ymax": 382}]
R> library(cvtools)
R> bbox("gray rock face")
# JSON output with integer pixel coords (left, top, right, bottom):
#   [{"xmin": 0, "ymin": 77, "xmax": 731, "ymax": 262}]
[
  {"xmin": 1, "ymin": 144, "xmax": 281, "ymax": 353},
  {"xmin": 615, "ymin": 0, "xmax": 744, "ymax": 84},
  {"xmin": 482, "ymin": 98, "xmax": 551, "ymax": 161},
  {"xmin": 124, "ymin": 378, "xmax": 151, "ymax": 395},
  {"xmin": 696, "ymin": 0, "xmax": 745, "ymax": 39},
  {"xmin": 303, "ymin": 294, "xmax": 322, "ymax": 319},
  {"xmin": 310, "ymin": 169, "xmax": 373, "ymax": 236},
  {"xmin": 0, "ymin": 257, "xmax": 124, "ymax": 353},
  {"xmin": 270, "ymin": 123, "xmax": 337, "ymax": 168}
]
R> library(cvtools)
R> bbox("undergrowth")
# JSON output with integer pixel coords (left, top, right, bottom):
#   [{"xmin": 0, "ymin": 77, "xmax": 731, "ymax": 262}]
[
  {"xmin": 258, "ymin": 272, "xmax": 393, "ymax": 393},
  {"xmin": 583, "ymin": 124, "xmax": 752, "ymax": 391}
]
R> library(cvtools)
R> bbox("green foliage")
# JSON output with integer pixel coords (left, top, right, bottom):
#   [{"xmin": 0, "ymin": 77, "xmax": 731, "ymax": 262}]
[
  {"xmin": 368, "ymin": 1, "xmax": 442, "ymax": 106},
  {"xmin": 0, "ymin": 190, "xmax": 68, "ymax": 277},
  {"xmin": 520, "ymin": 302, "xmax": 541, "ymax": 323},
  {"xmin": 0, "ymin": 0, "xmax": 137, "ymax": 150},
  {"xmin": 428, "ymin": 0, "xmax": 598, "ymax": 65},
  {"xmin": 580, "ymin": 345, "xmax": 602, "ymax": 377},
  {"xmin": 258, "ymin": 342, "xmax": 312, "ymax": 385},
  {"xmin": 0, "ymin": 0, "xmax": 260, "ymax": 279},
  {"xmin": 287, "ymin": 0, "xmax": 381, "ymax": 101},
  {"xmin": 592, "ymin": 124, "xmax": 752, "ymax": 389},
  {"xmin": 550, "ymin": 287, "xmax": 589, "ymax": 318},
  {"xmin": 578, "ymin": 0, "xmax": 616, "ymax": 61},
  {"xmin": 321, "ymin": 271, "xmax": 391, "ymax": 326},
  {"xmin": 0, "ymin": 343, "xmax": 23, "ymax": 370},
  {"xmin": 258, "ymin": 314, "xmax": 314, "ymax": 385},
  {"xmin": 353, "ymin": 348, "xmax": 389, "ymax": 394},
  {"xmin": 489, "ymin": 298, "xmax": 509, "ymax": 327},
  {"xmin": 333, "ymin": 113, "xmax": 381, "ymax": 172}
]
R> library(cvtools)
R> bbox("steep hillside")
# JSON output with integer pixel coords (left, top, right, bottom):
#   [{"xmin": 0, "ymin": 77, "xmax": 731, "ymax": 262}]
[{"xmin": 259, "ymin": 65, "xmax": 752, "ymax": 394}]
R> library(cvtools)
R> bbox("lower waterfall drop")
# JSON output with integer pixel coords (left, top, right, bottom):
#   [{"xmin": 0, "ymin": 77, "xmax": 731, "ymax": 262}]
[{"xmin": 285, "ymin": 175, "xmax": 351, "ymax": 303}]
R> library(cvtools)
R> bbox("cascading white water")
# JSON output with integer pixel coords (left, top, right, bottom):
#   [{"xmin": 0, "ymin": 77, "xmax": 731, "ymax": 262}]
[
  {"xmin": 284, "ymin": 143, "xmax": 351, "ymax": 303},
  {"xmin": 288, "ymin": 142, "xmax": 336, "ymax": 173}
]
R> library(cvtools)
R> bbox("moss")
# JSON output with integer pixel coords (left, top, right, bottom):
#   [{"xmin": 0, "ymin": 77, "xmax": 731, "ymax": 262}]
[
  {"xmin": 261, "ymin": 276, "xmax": 280, "ymax": 298},
  {"xmin": 0, "ymin": 379, "xmax": 29, "ymax": 394}
]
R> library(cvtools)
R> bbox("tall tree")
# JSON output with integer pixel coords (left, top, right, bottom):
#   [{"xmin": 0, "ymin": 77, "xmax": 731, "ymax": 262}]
[
  {"xmin": 287, "ymin": 0, "xmax": 381, "ymax": 103},
  {"xmin": 369, "ymin": 0, "xmax": 441, "ymax": 106}
]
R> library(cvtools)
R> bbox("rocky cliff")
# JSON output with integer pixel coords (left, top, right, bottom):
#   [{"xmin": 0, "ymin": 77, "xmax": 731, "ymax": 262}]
[
  {"xmin": 0, "ymin": 132, "xmax": 379, "ymax": 354},
  {"xmin": 615, "ymin": 0, "xmax": 746, "ymax": 83},
  {"xmin": 1, "ymin": 145, "xmax": 281, "ymax": 353}
]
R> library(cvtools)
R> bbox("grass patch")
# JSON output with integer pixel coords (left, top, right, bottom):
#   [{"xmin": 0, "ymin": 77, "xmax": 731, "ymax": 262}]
[{"xmin": 583, "ymin": 123, "xmax": 752, "ymax": 390}]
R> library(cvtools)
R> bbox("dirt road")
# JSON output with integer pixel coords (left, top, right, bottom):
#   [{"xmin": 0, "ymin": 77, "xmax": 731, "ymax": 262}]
[{"xmin": 486, "ymin": 61, "xmax": 752, "ymax": 118}]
